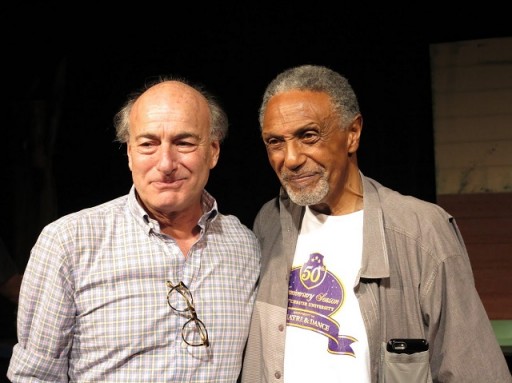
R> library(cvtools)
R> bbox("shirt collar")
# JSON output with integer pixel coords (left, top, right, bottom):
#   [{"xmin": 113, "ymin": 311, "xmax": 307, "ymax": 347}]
[{"xmin": 127, "ymin": 185, "xmax": 219, "ymax": 235}]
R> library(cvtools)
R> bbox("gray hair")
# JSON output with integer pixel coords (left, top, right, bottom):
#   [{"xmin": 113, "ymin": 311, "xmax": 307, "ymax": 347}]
[
  {"xmin": 114, "ymin": 75, "xmax": 228, "ymax": 144},
  {"xmin": 259, "ymin": 64, "xmax": 360, "ymax": 130}
]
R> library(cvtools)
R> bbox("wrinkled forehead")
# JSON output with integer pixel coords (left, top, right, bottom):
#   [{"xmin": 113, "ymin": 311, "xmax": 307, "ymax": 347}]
[{"xmin": 263, "ymin": 90, "xmax": 334, "ymax": 127}]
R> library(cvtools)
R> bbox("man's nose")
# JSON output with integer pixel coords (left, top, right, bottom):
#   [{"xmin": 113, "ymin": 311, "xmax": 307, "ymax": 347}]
[
  {"xmin": 156, "ymin": 147, "xmax": 178, "ymax": 173},
  {"xmin": 283, "ymin": 140, "xmax": 306, "ymax": 169}
]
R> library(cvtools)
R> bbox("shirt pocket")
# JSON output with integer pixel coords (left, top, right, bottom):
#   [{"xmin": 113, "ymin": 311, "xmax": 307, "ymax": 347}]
[{"xmin": 379, "ymin": 342, "xmax": 432, "ymax": 383}]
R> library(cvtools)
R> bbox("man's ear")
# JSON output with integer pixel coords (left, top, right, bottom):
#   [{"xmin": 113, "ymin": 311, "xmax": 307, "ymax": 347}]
[
  {"xmin": 127, "ymin": 143, "xmax": 133, "ymax": 171},
  {"xmin": 209, "ymin": 140, "xmax": 220, "ymax": 169},
  {"xmin": 347, "ymin": 115, "xmax": 363, "ymax": 154}
]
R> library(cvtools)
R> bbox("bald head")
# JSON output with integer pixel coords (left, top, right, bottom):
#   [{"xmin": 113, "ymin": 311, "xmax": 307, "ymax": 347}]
[
  {"xmin": 114, "ymin": 76, "xmax": 228, "ymax": 144},
  {"xmin": 129, "ymin": 81, "xmax": 210, "ymax": 138}
]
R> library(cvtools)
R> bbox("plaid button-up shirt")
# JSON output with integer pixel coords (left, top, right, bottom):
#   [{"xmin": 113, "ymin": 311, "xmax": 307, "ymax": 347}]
[{"xmin": 8, "ymin": 186, "xmax": 260, "ymax": 382}]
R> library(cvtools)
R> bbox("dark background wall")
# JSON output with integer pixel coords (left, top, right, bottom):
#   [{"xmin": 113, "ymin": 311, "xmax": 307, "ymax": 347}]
[{"xmin": 1, "ymin": 3, "xmax": 511, "ymax": 360}]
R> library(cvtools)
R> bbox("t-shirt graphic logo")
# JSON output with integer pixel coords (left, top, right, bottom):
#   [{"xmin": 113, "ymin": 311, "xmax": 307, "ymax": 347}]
[
  {"xmin": 299, "ymin": 252, "xmax": 327, "ymax": 289},
  {"xmin": 287, "ymin": 252, "xmax": 357, "ymax": 355}
]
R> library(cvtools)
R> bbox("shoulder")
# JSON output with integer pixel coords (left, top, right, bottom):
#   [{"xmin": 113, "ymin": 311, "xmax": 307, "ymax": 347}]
[
  {"xmin": 365, "ymin": 176, "xmax": 451, "ymax": 223},
  {"xmin": 40, "ymin": 195, "xmax": 129, "ymax": 237},
  {"xmin": 364, "ymin": 176, "xmax": 462, "ymax": 254},
  {"xmin": 253, "ymin": 197, "xmax": 281, "ymax": 232},
  {"xmin": 255, "ymin": 197, "xmax": 281, "ymax": 221}
]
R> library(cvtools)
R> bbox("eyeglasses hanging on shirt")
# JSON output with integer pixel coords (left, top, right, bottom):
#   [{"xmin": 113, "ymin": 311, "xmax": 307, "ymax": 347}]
[{"xmin": 166, "ymin": 280, "xmax": 210, "ymax": 347}]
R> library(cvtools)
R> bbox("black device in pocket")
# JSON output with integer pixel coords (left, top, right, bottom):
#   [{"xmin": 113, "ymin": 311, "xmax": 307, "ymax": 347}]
[{"xmin": 386, "ymin": 338, "xmax": 429, "ymax": 354}]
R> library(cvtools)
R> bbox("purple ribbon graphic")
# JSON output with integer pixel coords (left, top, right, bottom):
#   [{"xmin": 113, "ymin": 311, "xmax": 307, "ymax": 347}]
[{"xmin": 287, "ymin": 253, "xmax": 356, "ymax": 355}]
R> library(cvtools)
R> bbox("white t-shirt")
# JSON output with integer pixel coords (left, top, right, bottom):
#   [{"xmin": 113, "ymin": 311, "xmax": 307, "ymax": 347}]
[{"xmin": 284, "ymin": 207, "xmax": 371, "ymax": 382}]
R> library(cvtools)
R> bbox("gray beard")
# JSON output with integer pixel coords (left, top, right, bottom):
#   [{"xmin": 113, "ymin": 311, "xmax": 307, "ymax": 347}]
[{"xmin": 283, "ymin": 177, "xmax": 329, "ymax": 206}]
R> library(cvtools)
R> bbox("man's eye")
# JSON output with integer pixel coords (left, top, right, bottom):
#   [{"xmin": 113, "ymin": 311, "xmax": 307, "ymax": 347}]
[
  {"xmin": 266, "ymin": 138, "xmax": 281, "ymax": 147},
  {"xmin": 176, "ymin": 141, "xmax": 197, "ymax": 152},
  {"xmin": 176, "ymin": 141, "xmax": 197, "ymax": 149},
  {"xmin": 301, "ymin": 132, "xmax": 319, "ymax": 143},
  {"xmin": 139, "ymin": 141, "xmax": 157, "ymax": 148}
]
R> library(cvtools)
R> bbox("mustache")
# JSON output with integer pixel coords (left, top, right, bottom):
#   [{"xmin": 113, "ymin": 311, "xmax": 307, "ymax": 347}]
[{"xmin": 280, "ymin": 168, "xmax": 323, "ymax": 182}]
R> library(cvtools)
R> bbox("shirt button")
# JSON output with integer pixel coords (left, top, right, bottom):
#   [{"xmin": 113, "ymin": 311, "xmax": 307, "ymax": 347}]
[
  {"xmin": 278, "ymin": 324, "xmax": 284, "ymax": 332},
  {"xmin": 274, "ymin": 371, "xmax": 281, "ymax": 379}
]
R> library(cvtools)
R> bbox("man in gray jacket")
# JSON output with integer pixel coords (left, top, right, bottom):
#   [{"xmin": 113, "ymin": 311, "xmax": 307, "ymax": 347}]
[{"xmin": 241, "ymin": 64, "xmax": 511, "ymax": 382}]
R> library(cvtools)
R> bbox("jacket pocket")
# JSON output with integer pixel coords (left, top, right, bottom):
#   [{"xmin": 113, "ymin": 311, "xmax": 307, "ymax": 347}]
[{"xmin": 379, "ymin": 342, "xmax": 432, "ymax": 383}]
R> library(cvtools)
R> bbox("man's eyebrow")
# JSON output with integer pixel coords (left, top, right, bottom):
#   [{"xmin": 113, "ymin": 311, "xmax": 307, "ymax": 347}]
[
  {"xmin": 134, "ymin": 132, "xmax": 200, "ymax": 140},
  {"xmin": 173, "ymin": 132, "xmax": 200, "ymax": 141},
  {"xmin": 134, "ymin": 132, "xmax": 158, "ymax": 140}
]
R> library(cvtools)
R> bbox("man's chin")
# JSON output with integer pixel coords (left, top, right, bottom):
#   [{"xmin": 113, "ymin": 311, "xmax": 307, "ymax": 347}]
[{"xmin": 285, "ymin": 186, "xmax": 325, "ymax": 206}]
